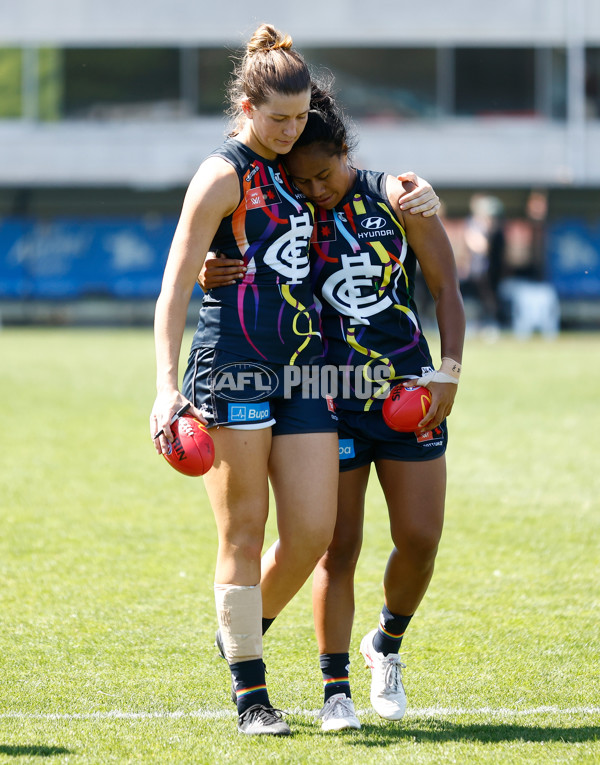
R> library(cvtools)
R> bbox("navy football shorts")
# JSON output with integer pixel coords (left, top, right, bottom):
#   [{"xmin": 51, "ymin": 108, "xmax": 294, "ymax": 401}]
[
  {"xmin": 182, "ymin": 347, "xmax": 337, "ymax": 436},
  {"xmin": 336, "ymin": 407, "xmax": 447, "ymax": 471}
]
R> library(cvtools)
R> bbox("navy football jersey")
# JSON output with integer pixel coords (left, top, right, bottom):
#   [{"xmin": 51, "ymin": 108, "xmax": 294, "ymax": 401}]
[
  {"xmin": 191, "ymin": 139, "xmax": 323, "ymax": 365},
  {"xmin": 310, "ymin": 169, "xmax": 433, "ymax": 411}
]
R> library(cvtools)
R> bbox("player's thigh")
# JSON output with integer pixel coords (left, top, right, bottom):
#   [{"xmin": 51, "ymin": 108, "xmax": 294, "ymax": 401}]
[
  {"xmin": 375, "ymin": 456, "xmax": 446, "ymax": 546},
  {"xmin": 269, "ymin": 431, "xmax": 339, "ymax": 542},
  {"xmin": 203, "ymin": 425, "xmax": 272, "ymax": 538}
]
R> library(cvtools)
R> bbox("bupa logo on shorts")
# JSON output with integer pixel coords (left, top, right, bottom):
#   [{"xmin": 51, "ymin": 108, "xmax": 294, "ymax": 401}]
[
  {"xmin": 228, "ymin": 402, "xmax": 271, "ymax": 422},
  {"xmin": 212, "ymin": 362, "xmax": 278, "ymax": 402},
  {"xmin": 338, "ymin": 439, "xmax": 355, "ymax": 460},
  {"xmin": 360, "ymin": 216, "xmax": 387, "ymax": 230}
]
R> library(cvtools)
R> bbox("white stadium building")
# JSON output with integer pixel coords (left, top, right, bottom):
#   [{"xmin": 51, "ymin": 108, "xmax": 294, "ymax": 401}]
[{"xmin": 1, "ymin": 0, "xmax": 599, "ymax": 326}]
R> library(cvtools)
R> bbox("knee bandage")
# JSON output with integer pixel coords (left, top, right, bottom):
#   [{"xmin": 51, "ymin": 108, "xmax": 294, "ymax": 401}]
[{"xmin": 214, "ymin": 583, "xmax": 262, "ymax": 663}]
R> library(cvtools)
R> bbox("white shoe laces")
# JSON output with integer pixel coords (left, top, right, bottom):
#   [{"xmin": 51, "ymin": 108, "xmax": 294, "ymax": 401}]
[
  {"xmin": 320, "ymin": 695, "xmax": 355, "ymax": 720},
  {"xmin": 378, "ymin": 654, "xmax": 406, "ymax": 695}
]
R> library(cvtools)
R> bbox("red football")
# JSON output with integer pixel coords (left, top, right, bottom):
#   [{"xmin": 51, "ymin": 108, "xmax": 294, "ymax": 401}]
[
  {"xmin": 382, "ymin": 385, "xmax": 432, "ymax": 432},
  {"xmin": 163, "ymin": 416, "xmax": 215, "ymax": 476}
]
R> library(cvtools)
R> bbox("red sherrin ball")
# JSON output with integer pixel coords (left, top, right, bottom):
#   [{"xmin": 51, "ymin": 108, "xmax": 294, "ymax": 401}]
[
  {"xmin": 382, "ymin": 385, "xmax": 432, "ymax": 432},
  {"xmin": 163, "ymin": 416, "xmax": 215, "ymax": 476}
]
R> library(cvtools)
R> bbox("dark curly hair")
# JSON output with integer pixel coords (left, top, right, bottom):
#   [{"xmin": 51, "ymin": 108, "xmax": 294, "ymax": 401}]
[{"xmin": 292, "ymin": 81, "xmax": 358, "ymax": 157}]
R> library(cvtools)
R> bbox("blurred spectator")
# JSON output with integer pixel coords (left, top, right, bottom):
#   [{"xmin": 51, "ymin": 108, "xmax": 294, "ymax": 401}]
[
  {"xmin": 523, "ymin": 190, "xmax": 548, "ymax": 281},
  {"xmin": 461, "ymin": 194, "xmax": 506, "ymax": 327},
  {"xmin": 497, "ymin": 190, "xmax": 559, "ymax": 339}
]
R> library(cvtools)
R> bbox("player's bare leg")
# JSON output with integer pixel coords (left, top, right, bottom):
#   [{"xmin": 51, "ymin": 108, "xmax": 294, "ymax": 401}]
[
  {"xmin": 375, "ymin": 456, "xmax": 446, "ymax": 615},
  {"xmin": 203, "ymin": 427, "xmax": 272, "ymax": 586},
  {"xmin": 260, "ymin": 431, "xmax": 339, "ymax": 619},
  {"xmin": 203, "ymin": 426, "xmax": 289, "ymax": 734},
  {"xmin": 312, "ymin": 464, "xmax": 370, "ymax": 654},
  {"xmin": 359, "ymin": 455, "xmax": 446, "ymax": 720},
  {"xmin": 311, "ymin": 464, "xmax": 370, "ymax": 731}
]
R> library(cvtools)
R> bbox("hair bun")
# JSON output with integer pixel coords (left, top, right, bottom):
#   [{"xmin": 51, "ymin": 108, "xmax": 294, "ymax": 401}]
[
  {"xmin": 227, "ymin": 22, "xmax": 310, "ymax": 133},
  {"xmin": 247, "ymin": 23, "xmax": 293, "ymax": 55}
]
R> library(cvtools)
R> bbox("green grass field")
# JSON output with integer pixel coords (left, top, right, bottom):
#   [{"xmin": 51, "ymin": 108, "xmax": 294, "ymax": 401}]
[{"xmin": 1, "ymin": 328, "xmax": 599, "ymax": 764}]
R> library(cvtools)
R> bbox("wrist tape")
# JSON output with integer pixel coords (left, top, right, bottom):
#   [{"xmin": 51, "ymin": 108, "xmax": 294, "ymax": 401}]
[{"xmin": 416, "ymin": 357, "xmax": 462, "ymax": 386}]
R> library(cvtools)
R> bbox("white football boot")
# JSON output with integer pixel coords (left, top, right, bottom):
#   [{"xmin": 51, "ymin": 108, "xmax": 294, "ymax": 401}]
[
  {"xmin": 359, "ymin": 629, "xmax": 407, "ymax": 720},
  {"xmin": 318, "ymin": 693, "xmax": 361, "ymax": 731}
]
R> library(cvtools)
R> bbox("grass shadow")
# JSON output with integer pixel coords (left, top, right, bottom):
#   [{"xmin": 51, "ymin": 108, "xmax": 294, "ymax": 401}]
[
  {"xmin": 288, "ymin": 714, "xmax": 599, "ymax": 745},
  {"xmin": 352, "ymin": 720, "xmax": 600, "ymax": 745},
  {"xmin": 0, "ymin": 745, "xmax": 73, "ymax": 758}
]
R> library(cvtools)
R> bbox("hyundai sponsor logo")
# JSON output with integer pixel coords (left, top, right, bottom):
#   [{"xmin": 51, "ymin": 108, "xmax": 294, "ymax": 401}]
[
  {"xmin": 356, "ymin": 216, "xmax": 396, "ymax": 239},
  {"xmin": 360, "ymin": 216, "xmax": 387, "ymax": 230}
]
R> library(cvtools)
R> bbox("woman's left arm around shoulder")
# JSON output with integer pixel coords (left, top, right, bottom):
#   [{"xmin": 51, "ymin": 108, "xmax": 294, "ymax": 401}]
[{"xmin": 386, "ymin": 174, "xmax": 466, "ymax": 431}]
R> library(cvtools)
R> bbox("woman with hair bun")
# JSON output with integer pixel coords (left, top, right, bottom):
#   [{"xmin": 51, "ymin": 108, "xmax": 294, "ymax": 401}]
[
  {"xmin": 152, "ymin": 24, "xmax": 439, "ymax": 735},
  {"xmin": 152, "ymin": 23, "xmax": 328, "ymax": 736}
]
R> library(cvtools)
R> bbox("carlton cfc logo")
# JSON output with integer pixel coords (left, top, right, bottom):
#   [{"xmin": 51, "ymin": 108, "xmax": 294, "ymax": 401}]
[
  {"xmin": 360, "ymin": 216, "xmax": 387, "ymax": 230},
  {"xmin": 263, "ymin": 212, "xmax": 312, "ymax": 284},
  {"xmin": 321, "ymin": 250, "xmax": 393, "ymax": 324}
]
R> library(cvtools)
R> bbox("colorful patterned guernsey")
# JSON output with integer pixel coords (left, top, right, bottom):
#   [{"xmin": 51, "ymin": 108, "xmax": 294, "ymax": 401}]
[
  {"xmin": 191, "ymin": 139, "xmax": 323, "ymax": 365},
  {"xmin": 310, "ymin": 169, "xmax": 434, "ymax": 411}
]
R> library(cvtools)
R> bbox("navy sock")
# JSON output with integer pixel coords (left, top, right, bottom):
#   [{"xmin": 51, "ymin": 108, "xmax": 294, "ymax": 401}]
[
  {"xmin": 372, "ymin": 606, "xmax": 413, "ymax": 656},
  {"xmin": 262, "ymin": 617, "xmax": 275, "ymax": 635},
  {"xmin": 229, "ymin": 658, "xmax": 270, "ymax": 714},
  {"xmin": 319, "ymin": 652, "xmax": 351, "ymax": 702}
]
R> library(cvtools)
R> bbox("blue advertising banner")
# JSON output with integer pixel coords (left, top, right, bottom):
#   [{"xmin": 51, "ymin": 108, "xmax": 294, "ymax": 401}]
[
  {"xmin": 4, "ymin": 216, "xmax": 596, "ymax": 301},
  {"xmin": 546, "ymin": 220, "xmax": 600, "ymax": 298},
  {"xmin": 0, "ymin": 217, "xmax": 177, "ymax": 299}
]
